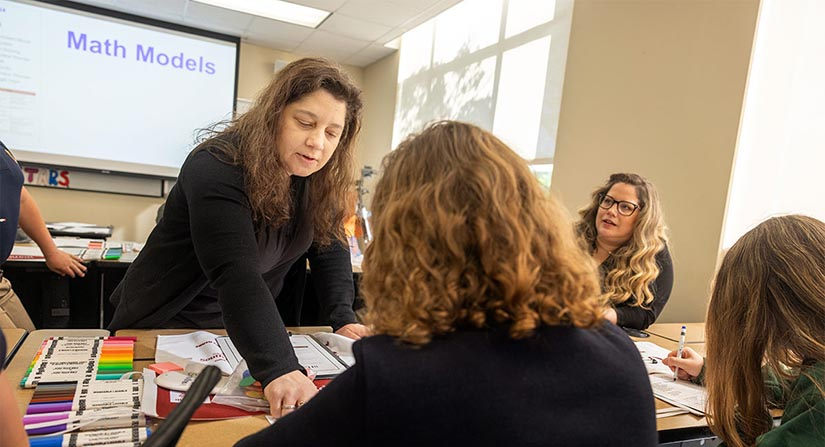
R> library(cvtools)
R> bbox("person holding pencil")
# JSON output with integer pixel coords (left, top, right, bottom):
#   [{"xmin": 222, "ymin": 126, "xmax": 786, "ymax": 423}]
[{"xmin": 663, "ymin": 215, "xmax": 825, "ymax": 447}]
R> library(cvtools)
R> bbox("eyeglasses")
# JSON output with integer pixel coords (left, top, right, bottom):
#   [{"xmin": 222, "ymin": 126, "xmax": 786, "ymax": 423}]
[{"xmin": 598, "ymin": 194, "xmax": 640, "ymax": 216}]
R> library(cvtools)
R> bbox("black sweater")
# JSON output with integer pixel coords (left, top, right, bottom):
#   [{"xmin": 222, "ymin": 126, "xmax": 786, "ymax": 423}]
[
  {"xmin": 603, "ymin": 245, "xmax": 674, "ymax": 330},
  {"xmin": 108, "ymin": 150, "xmax": 357, "ymax": 387},
  {"xmin": 236, "ymin": 323, "xmax": 658, "ymax": 447}
]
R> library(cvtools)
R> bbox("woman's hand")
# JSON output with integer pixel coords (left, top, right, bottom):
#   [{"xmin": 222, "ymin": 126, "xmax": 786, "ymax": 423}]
[
  {"xmin": 661, "ymin": 347, "xmax": 704, "ymax": 381},
  {"xmin": 44, "ymin": 250, "xmax": 87, "ymax": 278},
  {"xmin": 335, "ymin": 323, "xmax": 370, "ymax": 340},
  {"xmin": 263, "ymin": 370, "xmax": 318, "ymax": 418}
]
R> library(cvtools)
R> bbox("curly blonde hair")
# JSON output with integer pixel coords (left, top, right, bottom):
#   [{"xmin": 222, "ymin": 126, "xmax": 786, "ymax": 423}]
[
  {"xmin": 362, "ymin": 121, "xmax": 604, "ymax": 345},
  {"xmin": 575, "ymin": 173, "xmax": 668, "ymax": 307},
  {"xmin": 195, "ymin": 58, "xmax": 362, "ymax": 246}
]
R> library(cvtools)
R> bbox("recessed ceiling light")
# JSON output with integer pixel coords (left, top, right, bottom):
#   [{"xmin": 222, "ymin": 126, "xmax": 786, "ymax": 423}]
[{"xmin": 192, "ymin": 0, "xmax": 331, "ymax": 28}]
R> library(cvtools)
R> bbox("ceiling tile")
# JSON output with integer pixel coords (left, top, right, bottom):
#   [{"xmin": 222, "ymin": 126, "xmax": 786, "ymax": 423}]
[
  {"xmin": 344, "ymin": 43, "xmax": 396, "ymax": 66},
  {"xmin": 319, "ymin": 13, "xmax": 392, "ymax": 42},
  {"xmin": 387, "ymin": 0, "xmax": 445, "ymax": 15},
  {"xmin": 114, "ymin": 0, "xmax": 187, "ymax": 18},
  {"xmin": 294, "ymin": 30, "xmax": 370, "ymax": 61},
  {"xmin": 183, "ymin": 1, "xmax": 254, "ymax": 35},
  {"xmin": 288, "ymin": 0, "xmax": 348, "ymax": 12},
  {"xmin": 335, "ymin": 0, "xmax": 421, "ymax": 28},
  {"xmin": 243, "ymin": 20, "xmax": 309, "ymax": 52},
  {"xmin": 343, "ymin": 53, "xmax": 378, "ymax": 67},
  {"xmin": 244, "ymin": 16, "xmax": 314, "ymax": 44},
  {"xmin": 243, "ymin": 37, "xmax": 301, "ymax": 53},
  {"xmin": 353, "ymin": 43, "xmax": 396, "ymax": 60}
]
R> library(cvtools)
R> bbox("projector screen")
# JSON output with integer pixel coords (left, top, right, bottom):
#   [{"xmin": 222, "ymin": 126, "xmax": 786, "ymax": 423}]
[{"xmin": 0, "ymin": 0, "xmax": 239, "ymax": 177}]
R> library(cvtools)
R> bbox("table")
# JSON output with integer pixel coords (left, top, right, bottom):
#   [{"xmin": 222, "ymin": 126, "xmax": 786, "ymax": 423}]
[
  {"xmin": 118, "ymin": 327, "xmax": 333, "ymax": 446},
  {"xmin": 645, "ymin": 323, "xmax": 706, "ymax": 343},
  {"xmin": 2, "ymin": 327, "xmax": 27, "ymax": 367},
  {"xmin": 115, "ymin": 327, "xmax": 333, "ymax": 361},
  {"xmin": 7, "ymin": 329, "xmax": 109, "ymax": 415},
  {"xmin": 630, "ymin": 332, "xmax": 710, "ymax": 438},
  {"xmin": 8, "ymin": 326, "xmax": 722, "ymax": 445},
  {"xmin": 3, "ymin": 258, "xmax": 130, "ymax": 329},
  {"xmin": 5, "ymin": 248, "xmax": 363, "ymax": 330},
  {"xmin": 120, "ymin": 328, "xmax": 713, "ymax": 445}
]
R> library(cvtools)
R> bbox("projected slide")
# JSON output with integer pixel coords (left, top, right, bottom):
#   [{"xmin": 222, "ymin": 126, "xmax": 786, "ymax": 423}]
[{"xmin": 0, "ymin": 0, "xmax": 236, "ymax": 176}]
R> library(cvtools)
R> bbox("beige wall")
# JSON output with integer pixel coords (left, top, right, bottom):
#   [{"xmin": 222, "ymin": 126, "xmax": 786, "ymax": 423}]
[
  {"xmin": 550, "ymin": 0, "xmax": 760, "ymax": 323},
  {"xmin": 26, "ymin": 187, "xmax": 164, "ymax": 242},
  {"xmin": 356, "ymin": 51, "xmax": 400, "ymax": 175},
  {"xmin": 340, "ymin": 1, "xmax": 762, "ymax": 324},
  {"xmin": 237, "ymin": 42, "xmax": 364, "ymax": 101},
  {"xmin": 29, "ymin": 42, "xmax": 364, "ymax": 242}
]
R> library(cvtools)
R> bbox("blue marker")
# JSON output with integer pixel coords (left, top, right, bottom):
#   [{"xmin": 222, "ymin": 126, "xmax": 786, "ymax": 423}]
[
  {"xmin": 673, "ymin": 325, "xmax": 687, "ymax": 381},
  {"xmin": 29, "ymin": 428, "xmax": 151, "ymax": 447}
]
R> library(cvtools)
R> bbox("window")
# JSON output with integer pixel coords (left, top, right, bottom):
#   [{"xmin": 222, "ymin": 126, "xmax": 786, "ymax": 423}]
[
  {"xmin": 393, "ymin": 0, "xmax": 574, "ymax": 188},
  {"xmin": 722, "ymin": 0, "xmax": 825, "ymax": 248}
]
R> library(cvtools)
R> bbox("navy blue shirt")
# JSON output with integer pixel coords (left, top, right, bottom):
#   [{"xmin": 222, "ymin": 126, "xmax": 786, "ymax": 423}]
[
  {"xmin": 0, "ymin": 140, "xmax": 24, "ymax": 264},
  {"xmin": 237, "ymin": 323, "xmax": 658, "ymax": 447}
]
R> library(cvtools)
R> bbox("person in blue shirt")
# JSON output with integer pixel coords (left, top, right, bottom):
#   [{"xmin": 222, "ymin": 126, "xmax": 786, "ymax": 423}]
[{"xmin": 0, "ymin": 139, "xmax": 87, "ymax": 330}]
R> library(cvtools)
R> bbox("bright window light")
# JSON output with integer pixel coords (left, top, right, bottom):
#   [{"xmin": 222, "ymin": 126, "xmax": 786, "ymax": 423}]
[
  {"xmin": 506, "ymin": 0, "xmax": 556, "ymax": 38},
  {"xmin": 493, "ymin": 36, "xmax": 552, "ymax": 160},
  {"xmin": 192, "ymin": 0, "xmax": 331, "ymax": 28},
  {"xmin": 529, "ymin": 163, "xmax": 554, "ymax": 190}
]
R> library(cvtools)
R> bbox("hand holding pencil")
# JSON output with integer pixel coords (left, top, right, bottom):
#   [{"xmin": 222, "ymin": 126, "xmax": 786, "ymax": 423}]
[{"xmin": 661, "ymin": 347, "xmax": 704, "ymax": 381}]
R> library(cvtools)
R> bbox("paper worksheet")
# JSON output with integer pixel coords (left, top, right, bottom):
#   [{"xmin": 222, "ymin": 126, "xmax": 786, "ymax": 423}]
[
  {"xmin": 635, "ymin": 341, "xmax": 675, "ymax": 376},
  {"xmin": 649, "ymin": 375, "xmax": 708, "ymax": 415},
  {"xmin": 156, "ymin": 331, "xmax": 350, "ymax": 377}
]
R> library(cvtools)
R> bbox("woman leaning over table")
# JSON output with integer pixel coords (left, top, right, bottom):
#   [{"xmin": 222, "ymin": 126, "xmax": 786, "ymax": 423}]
[
  {"xmin": 575, "ymin": 173, "xmax": 673, "ymax": 330},
  {"xmin": 236, "ymin": 121, "xmax": 657, "ymax": 447},
  {"xmin": 107, "ymin": 58, "xmax": 369, "ymax": 418},
  {"xmin": 663, "ymin": 215, "xmax": 825, "ymax": 447}
]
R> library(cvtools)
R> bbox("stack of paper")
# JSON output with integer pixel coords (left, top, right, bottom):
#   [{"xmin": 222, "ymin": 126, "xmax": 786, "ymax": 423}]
[
  {"xmin": 635, "ymin": 341, "xmax": 708, "ymax": 416},
  {"xmin": 649, "ymin": 375, "xmax": 708, "ymax": 416},
  {"xmin": 8, "ymin": 245, "xmax": 44, "ymax": 261},
  {"xmin": 47, "ymin": 222, "xmax": 112, "ymax": 238},
  {"xmin": 635, "ymin": 341, "xmax": 675, "ymax": 376},
  {"xmin": 155, "ymin": 331, "xmax": 351, "ymax": 378}
]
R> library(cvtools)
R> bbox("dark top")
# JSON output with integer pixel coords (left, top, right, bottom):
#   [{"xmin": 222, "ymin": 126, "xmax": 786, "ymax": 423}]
[
  {"xmin": 757, "ymin": 360, "xmax": 825, "ymax": 446},
  {"xmin": 693, "ymin": 360, "xmax": 825, "ymax": 447},
  {"xmin": 108, "ymin": 149, "xmax": 357, "ymax": 387},
  {"xmin": 0, "ymin": 140, "xmax": 24, "ymax": 264},
  {"xmin": 601, "ymin": 244, "xmax": 673, "ymax": 330},
  {"xmin": 236, "ymin": 322, "xmax": 658, "ymax": 447}
]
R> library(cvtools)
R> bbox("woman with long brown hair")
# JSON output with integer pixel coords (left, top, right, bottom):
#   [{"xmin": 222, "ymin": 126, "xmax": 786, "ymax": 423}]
[
  {"xmin": 236, "ymin": 121, "xmax": 657, "ymax": 446},
  {"xmin": 108, "ymin": 58, "xmax": 369, "ymax": 416},
  {"xmin": 575, "ymin": 173, "xmax": 672, "ymax": 330},
  {"xmin": 663, "ymin": 215, "xmax": 825, "ymax": 446}
]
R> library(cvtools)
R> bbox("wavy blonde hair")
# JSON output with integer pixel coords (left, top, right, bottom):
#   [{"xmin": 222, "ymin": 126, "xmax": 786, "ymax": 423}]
[
  {"xmin": 362, "ymin": 121, "xmax": 604, "ymax": 345},
  {"xmin": 706, "ymin": 215, "xmax": 825, "ymax": 447},
  {"xmin": 195, "ymin": 58, "xmax": 362, "ymax": 245},
  {"xmin": 575, "ymin": 173, "xmax": 668, "ymax": 307}
]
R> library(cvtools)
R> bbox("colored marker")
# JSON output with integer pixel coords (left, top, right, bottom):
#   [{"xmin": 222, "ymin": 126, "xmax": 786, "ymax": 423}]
[{"xmin": 673, "ymin": 325, "xmax": 686, "ymax": 381}]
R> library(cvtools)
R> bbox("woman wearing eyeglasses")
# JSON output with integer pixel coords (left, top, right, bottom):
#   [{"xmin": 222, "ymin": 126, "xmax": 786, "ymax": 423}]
[{"xmin": 575, "ymin": 173, "xmax": 672, "ymax": 330}]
